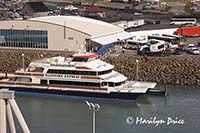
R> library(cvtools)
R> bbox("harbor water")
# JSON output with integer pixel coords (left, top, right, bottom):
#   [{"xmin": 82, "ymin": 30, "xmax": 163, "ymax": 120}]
[{"xmin": 15, "ymin": 85, "xmax": 200, "ymax": 133}]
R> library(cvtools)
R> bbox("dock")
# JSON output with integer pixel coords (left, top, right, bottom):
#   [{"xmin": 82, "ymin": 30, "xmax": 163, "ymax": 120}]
[
  {"xmin": 0, "ymin": 73, "xmax": 15, "ymax": 79},
  {"xmin": 148, "ymin": 85, "xmax": 168, "ymax": 96}
]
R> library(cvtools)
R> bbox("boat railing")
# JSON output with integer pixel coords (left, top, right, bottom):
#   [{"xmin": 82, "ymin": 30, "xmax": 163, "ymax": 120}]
[
  {"xmin": 103, "ymin": 72, "xmax": 121, "ymax": 80},
  {"xmin": 50, "ymin": 63, "xmax": 75, "ymax": 67},
  {"xmin": 111, "ymin": 81, "xmax": 143, "ymax": 91},
  {"xmin": 15, "ymin": 70, "xmax": 44, "ymax": 77}
]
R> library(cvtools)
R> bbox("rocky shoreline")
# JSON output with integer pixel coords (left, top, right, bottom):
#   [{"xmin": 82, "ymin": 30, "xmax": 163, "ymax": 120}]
[
  {"xmin": 0, "ymin": 51, "xmax": 200, "ymax": 85},
  {"xmin": 0, "ymin": 51, "xmax": 73, "ymax": 72},
  {"xmin": 105, "ymin": 55, "xmax": 200, "ymax": 85}
]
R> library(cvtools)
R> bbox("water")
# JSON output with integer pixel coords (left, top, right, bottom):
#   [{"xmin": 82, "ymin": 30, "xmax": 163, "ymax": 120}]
[{"xmin": 13, "ymin": 85, "xmax": 200, "ymax": 133}]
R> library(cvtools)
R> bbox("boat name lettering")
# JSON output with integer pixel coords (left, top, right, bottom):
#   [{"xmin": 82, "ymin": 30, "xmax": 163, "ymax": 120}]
[{"xmin": 45, "ymin": 74, "xmax": 80, "ymax": 79}]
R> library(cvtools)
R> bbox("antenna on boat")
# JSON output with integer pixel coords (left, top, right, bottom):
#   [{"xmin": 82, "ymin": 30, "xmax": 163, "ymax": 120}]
[
  {"xmin": 0, "ymin": 89, "xmax": 30, "ymax": 133},
  {"xmin": 76, "ymin": 45, "xmax": 86, "ymax": 54}
]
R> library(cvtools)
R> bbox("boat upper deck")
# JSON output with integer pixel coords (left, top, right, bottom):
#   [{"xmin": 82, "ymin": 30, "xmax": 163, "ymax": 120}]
[{"xmin": 29, "ymin": 55, "xmax": 114, "ymax": 71}]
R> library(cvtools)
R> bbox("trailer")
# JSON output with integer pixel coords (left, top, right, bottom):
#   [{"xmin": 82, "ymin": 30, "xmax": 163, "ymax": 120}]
[
  {"xmin": 123, "ymin": 39, "xmax": 147, "ymax": 50},
  {"xmin": 112, "ymin": 19, "xmax": 145, "ymax": 29},
  {"xmin": 138, "ymin": 39, "xmax": 170, "ymax": 56},
  {"xmin": 170, "ymin": 17, "xmax": 197, "ymax": 25},
  {"xmin": 148, "ymin": 35, "xmax": 178, "ymax": 48},
  {"xmin": 127, "ymin": 19, "xmax": 145, "ymax": 28},
  {"xmin": 176, "ymin": 26, "xmax": 200, "ymax": 37}
]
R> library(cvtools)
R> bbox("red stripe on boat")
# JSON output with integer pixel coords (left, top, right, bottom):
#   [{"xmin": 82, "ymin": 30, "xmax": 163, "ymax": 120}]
[{"xmin": 73, "ymin": 53, "xmax": 99, "ymax": 58}]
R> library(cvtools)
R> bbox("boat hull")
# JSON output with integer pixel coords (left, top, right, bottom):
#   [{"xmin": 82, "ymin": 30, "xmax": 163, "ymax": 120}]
[{"xmin": 0, "ymin": 86, "xmax": 144, "ymax": 101}]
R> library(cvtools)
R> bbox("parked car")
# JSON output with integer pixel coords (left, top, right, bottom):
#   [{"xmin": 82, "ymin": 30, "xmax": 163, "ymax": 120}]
[
  {"xmin": 186, "ymin": 43, "xmax": 195, "ymax": 51},
  {"xmin": 188, "ymin": 43, "xmax": 195, "ymax": 48},
  {"xmin": 188, "ymin": 47, "xmax": 200, "ymax": 55}
]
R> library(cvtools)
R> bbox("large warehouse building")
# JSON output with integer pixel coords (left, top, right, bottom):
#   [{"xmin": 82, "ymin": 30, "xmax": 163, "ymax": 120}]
[{"xmin": 0, "ymin": 16, "xmax": 131, "ymax": 52}]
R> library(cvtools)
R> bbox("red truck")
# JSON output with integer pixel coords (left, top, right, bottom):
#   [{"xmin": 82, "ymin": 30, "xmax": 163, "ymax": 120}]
[{"xmin": 176, "ymin": 26, "xmax": 200, "ymax": 37}]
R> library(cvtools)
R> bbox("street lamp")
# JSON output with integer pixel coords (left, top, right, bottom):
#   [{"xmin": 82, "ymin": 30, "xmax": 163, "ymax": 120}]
[
  {"xmin": 40, "ymin": 54, "xmax": 43, "ymax": 58},
  {"xmin": 86, "ymin": 101, "xmax": 100, "ymax": 133},
  {"xmin": 136, "ymin": 59, "xmax": 139, "ymax": 81},
  {"xmin": 21, "ymin": 53, "xmax": 25, "ymax": 71}
]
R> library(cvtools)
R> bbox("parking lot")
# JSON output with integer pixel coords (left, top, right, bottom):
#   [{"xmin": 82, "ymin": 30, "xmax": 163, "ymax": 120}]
[{"xmin": 114, "ymin": 36, "xmax": 200, "ymax": 58}]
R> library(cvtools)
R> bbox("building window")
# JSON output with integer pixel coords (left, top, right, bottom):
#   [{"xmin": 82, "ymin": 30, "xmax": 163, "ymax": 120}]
[
  {"xmin": 68, "ymin": 37, "xmax": 74, "ymax": 40},
  {"xmin": 0, "ymin": 29, "xmax": 48, "ymax": 49}
]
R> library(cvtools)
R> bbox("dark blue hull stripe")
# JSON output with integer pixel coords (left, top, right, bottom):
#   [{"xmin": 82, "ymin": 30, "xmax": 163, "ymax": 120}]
[{"xmin": 0, "ymin": 86, "xmax": 143, "ymax": 100}]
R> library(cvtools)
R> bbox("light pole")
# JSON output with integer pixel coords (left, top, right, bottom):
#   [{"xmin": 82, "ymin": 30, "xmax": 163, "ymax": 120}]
[
  {"xmin": 86, "ymin": 101, "xmax": 100, "ymax": 133},
  {"xmin": 40, "ymin": 54, "xmax": 43, "ymax": 58},
  {"xmin": 21, "ymin": 53, "xmax": 25, "ymax": 71},
  {"xmin": 136, "ymin": 59, "xmax": 139, "ymax": 81}
]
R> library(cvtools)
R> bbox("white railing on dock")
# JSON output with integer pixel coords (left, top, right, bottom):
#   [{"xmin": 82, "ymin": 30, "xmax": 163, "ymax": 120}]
[{"xmin": 0, "ymin": 89, "xmax": 30, "ymax": 133}]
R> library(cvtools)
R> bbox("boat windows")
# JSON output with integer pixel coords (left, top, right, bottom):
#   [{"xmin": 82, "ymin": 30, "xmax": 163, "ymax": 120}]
[
  {"xmin": 158, "ymin": 45, "xmax": 164, "ymax": 49},
  {"xmin": 102, "ymin": 82, "xmax": 108, "ymax": 86},
  {"xmin": 107, "ymin": 82, "xmax": 125, "ymax": 87},
  {"xmin": 49, "ymin": 80, "xmax": 101, "ymax": 87},
  {"xmin": 27, "ymin": 67, "xmax": 44, "ymax": 72},
  {"xmin": 98, "ymin": 69, "xmax": 112, "ymax": 75},
  {"xmin": 9, "ymin": 77, "xmax": 17, "ymax": 81},
  {"xmin": 10, "ymin": 77, "xmax": 32, "ymax": 82},
  {"xmin": 40, "ymin": 79, "xmax": 48, "ymax": 84},
  {"xmin": 72, "ymin": 58, "xmax": 89, "ymax": 62},
  {"xmin": 47, "ymin": 69, "xmax": 97, "ymax": 76},
  {"xmin": 108, "ymin": 82, "xmax": 114, "ymax": 87},
  {"xmin": 114, "ymin": 82, "xmax": 123, "ymax": 86}
]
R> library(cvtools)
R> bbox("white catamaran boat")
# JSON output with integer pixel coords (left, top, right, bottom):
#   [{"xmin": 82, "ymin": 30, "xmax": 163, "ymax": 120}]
[{"xmin": 0, "ymin": 52, "xmax": 156, "ymax": 100}]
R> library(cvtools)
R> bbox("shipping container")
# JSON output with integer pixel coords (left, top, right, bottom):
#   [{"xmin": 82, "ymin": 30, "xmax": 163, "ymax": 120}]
[{"xmin": 176, "ymin": 26, "xmax": 200, "ymax": 37}]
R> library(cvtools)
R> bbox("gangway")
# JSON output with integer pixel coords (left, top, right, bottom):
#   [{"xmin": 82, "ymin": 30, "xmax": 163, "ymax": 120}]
[{"xmin": 96, "ymin": 45, "xmax": 111, "ymax": 55}]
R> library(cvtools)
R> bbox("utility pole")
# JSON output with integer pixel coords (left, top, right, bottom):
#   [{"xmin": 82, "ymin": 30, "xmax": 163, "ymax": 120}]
[
  {"xmin": 136, "ymin": 59, "xmax": 139, "ymax": 81},
  {"xmin": 22, "ymin": 53, "xmax": 25, "ymax": 71}
]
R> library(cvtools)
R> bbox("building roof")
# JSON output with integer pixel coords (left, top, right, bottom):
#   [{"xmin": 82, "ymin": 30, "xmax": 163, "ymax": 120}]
[
  {"xmin": 25, "ymin": 2, "xmax": 49, "ymax": 12},
  {"xmin": 91, "ymin": 32, "xmax": 133, "ymax": 45},
  {"xmin": 30, "ymin": 16, "xmax": 124, "ymax": 38},
  {"xmin": 86, "ymin": 6, "xmax": 105, "ymax": 13}
]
